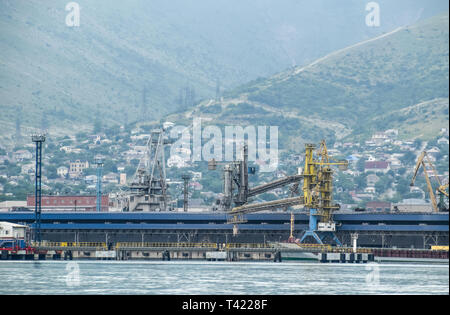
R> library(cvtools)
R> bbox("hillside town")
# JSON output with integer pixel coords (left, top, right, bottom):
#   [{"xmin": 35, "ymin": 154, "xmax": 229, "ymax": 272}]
[{"xmin": 0, "ymin": 123, "xmax": 448, "ymax": 213}]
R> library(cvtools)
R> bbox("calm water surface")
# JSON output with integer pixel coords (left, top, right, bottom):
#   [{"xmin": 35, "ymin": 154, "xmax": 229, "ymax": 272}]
[{"xmin": 0, "ymin": 261, "xmax": 448, "ymax": 295}]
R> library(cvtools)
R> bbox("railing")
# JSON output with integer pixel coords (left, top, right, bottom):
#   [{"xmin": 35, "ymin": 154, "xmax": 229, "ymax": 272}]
[
  {"xmin": 329, "ymin": 247, "xmax": 373, "ymax": 254},
  {"xmin": 431, "ymin": 245, "xmax": 449, "ymax": 252},
  {"xmin": 296, "ymin": 243, "xmax": 332, "ymax": 251},
  {"xmin": 115, "ymin": 242, "xmax": 218, "ymax": 249},
  {"xmin": 32, "ymin": 241, "xmax": 107, "ymax": 249},
  {"xmin": 29, "ymin": 241, "xmax": 374, "ymax": 254},
  {"xmin": 226, "ymin": 243, "xmax": 274, "ymax": 249}
]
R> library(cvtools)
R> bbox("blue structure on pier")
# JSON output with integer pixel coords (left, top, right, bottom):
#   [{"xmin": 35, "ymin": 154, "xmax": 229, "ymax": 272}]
[{"xmin": 0, "ymin": 212, "xmax": 447, "ymax": 233}]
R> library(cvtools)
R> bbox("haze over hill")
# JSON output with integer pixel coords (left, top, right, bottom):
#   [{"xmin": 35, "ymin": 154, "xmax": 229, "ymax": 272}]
[
  {"xmin": 0, "ymin": 0, "xmax": 448, "ymax": 144},
  {"xmin": 168, "ymin": 11, "xmax": 449, "ymax": 149}
]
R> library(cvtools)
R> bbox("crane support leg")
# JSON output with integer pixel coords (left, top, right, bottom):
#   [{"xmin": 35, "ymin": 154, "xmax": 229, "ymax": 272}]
[{"xmin": 299, "ymin": 209, "xmax": 342, "ymax": 246}]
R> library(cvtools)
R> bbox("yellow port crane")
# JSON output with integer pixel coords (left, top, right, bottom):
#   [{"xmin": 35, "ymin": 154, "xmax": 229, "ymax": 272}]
[
  {"xmin": 410, "ymin": 151, "xmax": 449, "ymax": 212},
  {"xmin": 299, "ymin": 140, "xmax": 348, "ymax": 244},
  {"xmin": 302, "ymin": 140, "xmax": 349, "ymax": 227},
  {"xmin": 228, "ymin": 140, "xmax": 348, "ymax": 245}
]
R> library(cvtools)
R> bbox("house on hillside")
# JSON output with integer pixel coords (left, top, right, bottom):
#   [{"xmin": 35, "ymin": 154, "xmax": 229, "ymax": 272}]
[
  {"xmin": 103, "ymin": 173, "xmax": 119, "ymax": 184},
  {"xmin": 366, "ymin": 201, "xmax": 391, "ymax": 212},
  {"xmin": 427, "ymin": 147, "xmax": 441, "ymax": 160},
  {"xmin": 0, "ymin": 155, "xmax": 9, "ymax": 164},
  {"xmin": 21, "ymin": 163, "xmax": 35, "ymax": 175},
  {"xmin": 85, "ymin": 175, "xmax": 97, "ymax": 185},
  {"xmin": 372, "ymin": 132, "xmax": 389, "ymax": 145},
  {"xmin": 57, "ymin": 166, "xmax": 68, "ymax": 178},
  {"xmin": 385, "ymin": 129, "xmax": 399, "ymax": 139},
  {"xmin": 69, "ymin": 160, "xmax": 89, "ymax": 178},
  {"xmin": 387, "ymin": 156, "xmax": 402, "ymax": 170},
  {"xmin": 190, "ymin": 182, "xmax": 203, "ymax": 191},
  {"xmin": 437, "ymin": 137, "xmax": 449, "ymax": 146},
  {"xmin": 366, "ymin": 174, "xmax": 380, "ymax": 187},
  {"xmin": 13, "ymin": 150, "xmax": 32, "ymax": 162},
  {"xmin": 364, "ymin": 161, "xmax": 390, "ymax": 174}
]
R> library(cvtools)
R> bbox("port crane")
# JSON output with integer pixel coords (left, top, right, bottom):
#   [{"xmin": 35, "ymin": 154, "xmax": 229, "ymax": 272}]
[
  {"xmin": 297, "ymin": 140, "xmax": 348, "ymax": 244},
  {"xmin": 227, "ymin": 140, "xmax": 348, "ymax": 245},
  {"xmin": 410, "ymin": 151, "xmax": 449, "ymax": 212},
  {"xmin": 127, "ymin": 128, "xmax": 172, "ymax": 211}
]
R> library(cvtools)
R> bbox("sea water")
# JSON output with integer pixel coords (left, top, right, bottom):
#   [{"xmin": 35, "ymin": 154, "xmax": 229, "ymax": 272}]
[{"xmin": 0, "ymin": 261, "xmax": 448, "ymax": 295}]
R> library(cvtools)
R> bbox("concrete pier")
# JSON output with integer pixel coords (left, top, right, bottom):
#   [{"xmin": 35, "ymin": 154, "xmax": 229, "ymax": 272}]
[{"xmin": 1, "ymin": 242, "xmax": 447, "ymax": 263}]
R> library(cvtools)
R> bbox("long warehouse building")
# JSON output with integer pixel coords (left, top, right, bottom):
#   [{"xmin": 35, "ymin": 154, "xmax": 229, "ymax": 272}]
[{"xmin": 0, "ymin": 212, "xmax": 448, "ymax": 249}]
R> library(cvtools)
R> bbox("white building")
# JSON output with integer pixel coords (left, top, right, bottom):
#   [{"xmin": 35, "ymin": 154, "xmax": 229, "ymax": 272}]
[
  {"xmin": 85, "ymin": 175, "xmax": 97, "ymax": 185},
  {"xmin": 13, "ymin": 150, "xmax": 32, "ymax": 162},
  {"xmin": 163, "ymin": 122, "xmax": 175, "ymax": 129},
  {"xmin": 167, "ymin": 155, "xmax": 190, "ymax": 168},
  {"xmin": 130, "ymin": 134, "xmax": 151, "ymax": 141},
  {"xmin": 366, "ymin": 174, "xmax": 380, "ymax": 187},
  {"xmin": 388, "ymin": 158, "xmax": 402, "ymax": 170},
  {"xmin": 57, "ymin": 166, "xmax": 68, "ymax": 178},
  {"xmin": 385, "ymin": 129, "xmax": 399, "ymax": 138},
  {"xmin": 189, "ymin": 171, "xmax": 202, "ymax": 181},
  {"xmin": 69, "ymin": 160, "xmax": 89, "ymax": 176},
  {"xmin": 21, "ymin": 163, "xmax": 35, "ymax": 175},
  {"xmin": 0, "ymin": 222, "xmax": 28, "ymax": 240},
  {"xmin": 393, "ymin": 201, "xmax": 433, "ymax": 213},
  {"xmin": 119, "ymin": 173, "xmax": 127, "ymax": 185},
  {"xmin": 60, "ymin": 146, "xmax": 74, "ymax": 153},
  {"xmin": 0, "ymin": 201, "xmax": 27, "ymax": 212},
  {"xmin": 427, "ymin": 147, "xmax": 441, "ymax": 159},
  {"xmin": 437, "ymin": 137, "xmax": 449, "ymax": 146},
  {"xmin": 103, "ymin": 173, "xmax": 119, "ymax": 184},
  {"xmin": 364, "ymin": 187, "xmax": 376, "ymax": 194}
]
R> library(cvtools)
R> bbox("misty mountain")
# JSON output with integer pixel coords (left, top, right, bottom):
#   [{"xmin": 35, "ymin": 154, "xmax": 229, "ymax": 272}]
[
  {"xmin": 168, "ymin": 12, "xmax": 449, "ymax": 149},
  {"xmin": 0, "ymin": 0, "xmax": 448, "ymax": 142}
]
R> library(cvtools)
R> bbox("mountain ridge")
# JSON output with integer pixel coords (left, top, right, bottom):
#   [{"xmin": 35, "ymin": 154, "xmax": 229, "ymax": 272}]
[{"xmin": 167, "ymin": 12, "xmax": 449, "ymax": 149}]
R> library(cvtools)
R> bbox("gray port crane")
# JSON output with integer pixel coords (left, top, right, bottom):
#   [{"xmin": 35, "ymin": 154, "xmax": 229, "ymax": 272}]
[{"xmin": 127, "ymin": 128, "xmax": 171, "ymax": 212}]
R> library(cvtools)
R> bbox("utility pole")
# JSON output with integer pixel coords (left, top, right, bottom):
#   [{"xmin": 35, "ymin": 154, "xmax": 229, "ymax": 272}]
[
  {"xmin": 32, "ymin": 134, "xmax": 46, "ymax": 243},
  {"xmin": 181, "ymin": 174, "xmax": 191, "ymax": 212}
]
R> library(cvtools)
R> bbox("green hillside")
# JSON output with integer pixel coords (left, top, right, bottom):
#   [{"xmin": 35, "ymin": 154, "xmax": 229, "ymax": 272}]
[
  {"xmin": 1, "ymin": 0, "xmax": 448, "ymax": 145},
  {"xmin": 188, "ymin": 12, "xmax": 449, "ymax": 147},
  {"xmin": 371, "ymin": 98, "xmax": 449, "ymax": 140}
]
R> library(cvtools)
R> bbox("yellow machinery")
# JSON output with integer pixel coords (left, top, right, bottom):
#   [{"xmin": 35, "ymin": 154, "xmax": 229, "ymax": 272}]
[
  {"xmin": 303, "ymin": 141, "xmax": 348, "ymax": 227},
  {"xmin": 410, "ymin": 151, "xmax": 449, "ymax": 212},
  {"xmin": 431, "ymin": 245, "xmax": 449, "ymax": 251},
  {"xmin": 299, "ymin": 141, "xmax": 348, "ymax": 244},
  {"xmin": 228, "ymin": 140, "xmax": 348, "ymax": 245}
]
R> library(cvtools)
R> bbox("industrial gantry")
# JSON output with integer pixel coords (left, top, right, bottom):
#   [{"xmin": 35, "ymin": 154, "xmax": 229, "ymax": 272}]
[
  {"xmin": 225, "ymin": 140, "xmax": 348, "ymax": 245},
  {"xmin": 127, "ymin": 128, "xmax": 171, "ymax": 212},
  {"xmin": 299, "ymin": 140, "xmax": 348, "ymax": 245}
]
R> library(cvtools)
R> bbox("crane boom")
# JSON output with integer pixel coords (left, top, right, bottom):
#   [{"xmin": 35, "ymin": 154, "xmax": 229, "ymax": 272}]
[
  {"xmin": 410, "ymin": 151, "xmax": 426, "ymax": 187},
  {"xmin": 410, "ymin": 151, "xmax": 442, "ymax": 213}
]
